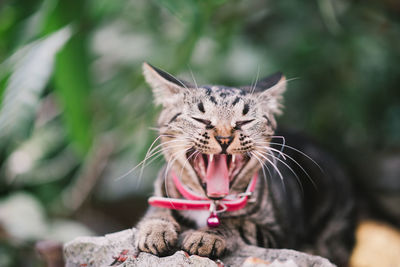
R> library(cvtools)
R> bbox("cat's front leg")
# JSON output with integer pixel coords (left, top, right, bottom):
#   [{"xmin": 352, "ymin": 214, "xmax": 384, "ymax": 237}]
[
  {"xmin": 180, "ymin": 223, "xmax": 238, "ymax": 259},
  {"xmin": 135, "ymin": 207, "xmax": 180, "ymax": 256}
]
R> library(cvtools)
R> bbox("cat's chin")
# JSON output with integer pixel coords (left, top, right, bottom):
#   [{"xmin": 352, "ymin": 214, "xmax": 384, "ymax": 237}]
[{"xmin": 186, "ymin": 149, "xmax": 251, "ymax": 198}]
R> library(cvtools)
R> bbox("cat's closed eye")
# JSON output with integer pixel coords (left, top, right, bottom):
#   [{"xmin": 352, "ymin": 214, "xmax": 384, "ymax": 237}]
[
  {"xmin": 192, "ymin": 117, "xmax": 212, "ymax": 127},
  {"xmin": 234, "ymin": 119, "xmax": 255, "ymax": 130}
]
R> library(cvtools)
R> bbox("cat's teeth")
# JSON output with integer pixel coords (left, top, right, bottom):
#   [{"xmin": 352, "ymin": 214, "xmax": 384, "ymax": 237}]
[
  {"xmin": 232, "ymin": 155, "xmax": 236, "ymax": 163},
  {"xmin": 209, "ymin": 154, "xmax": 214, "ymax": 162}
]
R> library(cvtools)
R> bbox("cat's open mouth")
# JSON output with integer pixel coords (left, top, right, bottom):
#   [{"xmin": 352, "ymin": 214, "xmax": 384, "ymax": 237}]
[{"xmin": 187, "ymin": 150, "xmax": 250, "ymax": 199}]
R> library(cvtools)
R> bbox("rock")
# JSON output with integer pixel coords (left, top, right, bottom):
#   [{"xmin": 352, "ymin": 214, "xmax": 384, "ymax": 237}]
[
  {"xmin": 242, "ymin": 257, "xmax": 297, "ymax": 267},
  {"xmin": 64, "ymin": 228, "xmax": 335, "ymax": 267}
]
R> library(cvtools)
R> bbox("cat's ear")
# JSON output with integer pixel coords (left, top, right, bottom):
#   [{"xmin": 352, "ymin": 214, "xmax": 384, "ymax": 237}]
[
  {"xmin": 143, "ymin": 62, "xmax": 192, "ymax": 106},
  {"xmin": 242, "ymin": 71, "xmax": 286, "ymax": 114}
]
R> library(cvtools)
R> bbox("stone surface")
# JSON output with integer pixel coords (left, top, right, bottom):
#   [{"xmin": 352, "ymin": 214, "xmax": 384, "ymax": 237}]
[{"xmin": 64, "ymin": 228, "xmax": 335, "ymax": 267}]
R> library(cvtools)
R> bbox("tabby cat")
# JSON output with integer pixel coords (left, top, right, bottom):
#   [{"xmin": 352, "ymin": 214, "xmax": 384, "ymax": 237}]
[{"xmin": 135, "ymin": 63, "xmax": 355, "ymax": 266}]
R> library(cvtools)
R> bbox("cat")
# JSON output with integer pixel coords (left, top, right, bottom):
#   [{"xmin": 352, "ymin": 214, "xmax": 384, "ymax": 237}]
[{"xmin": 134, "ymin": 62, "xmax": 356, "ymax": 266}]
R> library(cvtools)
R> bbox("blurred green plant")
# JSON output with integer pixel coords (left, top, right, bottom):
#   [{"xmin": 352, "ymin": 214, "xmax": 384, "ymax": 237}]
[{"xmin": 0, "ymin": 0, "xmax": 399, "ymax": 265}]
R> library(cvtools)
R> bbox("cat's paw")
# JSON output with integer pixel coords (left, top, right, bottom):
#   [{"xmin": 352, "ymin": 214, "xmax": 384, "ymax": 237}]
[
  {"xmin": 135, "ymin": 219, "xmax": 179, "ymax": 256},
  {"xmin": 181, "ymin": 230, "xmax": 226, "ymax": 259}
]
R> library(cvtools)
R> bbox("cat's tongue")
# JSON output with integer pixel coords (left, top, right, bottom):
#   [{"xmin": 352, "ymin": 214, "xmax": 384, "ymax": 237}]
[{"xmin": 206, "ymin": 154, "xmax": 229, "ymax": 198}]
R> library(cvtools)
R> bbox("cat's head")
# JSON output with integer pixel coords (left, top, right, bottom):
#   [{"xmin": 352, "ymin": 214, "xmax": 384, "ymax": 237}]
[{"xmin": 143, "ymin": 62, "xmax": 286, "ymax": 199}]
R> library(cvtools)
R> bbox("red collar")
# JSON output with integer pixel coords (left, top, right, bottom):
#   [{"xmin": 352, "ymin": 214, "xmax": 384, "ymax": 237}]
[{"xmin": 148, "ymin": 172, "xmax": 258, "ymax": 213}]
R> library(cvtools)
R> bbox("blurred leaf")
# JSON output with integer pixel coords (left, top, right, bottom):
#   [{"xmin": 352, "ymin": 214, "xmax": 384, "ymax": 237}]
[
  {"xmin": 0, "ymin": 73, "xmax": 10, "ymax": 102},
  {"xmin": 155, "ymin": 0, "xmax": 195, "ymax": 21},
  {"xmin": 0, "ymin": 26, "xmax": 72, "ymax": 146},
  {"xmin": 0, "ymin": 241, "xmax": 19, "ymax": 267},
  {"xmin": 45, "ymin": 219, "xmax": 94, "ymax": 242},
  {"xmin": 0, "ymin": 192, "xmax": 47, "ymax": 242},
  {"xmin": 53, "ymin": 34, "xmax": 93, "ymax": 154},
  {"xmin": 317, "ymin": 0, "xmax": 341, "ymax": 34},
  {"xmin": 13, "ymin": 147, "xmax": 78, "ymax": 186},
  {"xmin": 16, "ymin": 0, "xmax": 59, "ymax": 44},
  {"xmin": 0, "ymin": 5, "xmax": 16, "ymax": 40},
  {"xmin": 4, "ymin": 121, "xmax": 74, "ymax": 185},
  {"xmin": 40, "ymin": 0, "xmax": 94, "ymax": 154},
  {"xmin": 88, "ymin": 0, "xmax": 127, "ymax": 22},
  {"xmin": 59, "ymin": 135, "xmax": 113, "ymax": 212},
  {"xmin": 0, "ymin": 192, "xmax": 94, "ymax": 244}
]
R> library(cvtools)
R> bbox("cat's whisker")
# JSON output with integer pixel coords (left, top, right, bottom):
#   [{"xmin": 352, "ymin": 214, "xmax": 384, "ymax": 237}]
[
  {"xmin": 146, "ymin": 139, "xmax": 190, "ymax": 158},
  {"xmin": 284, "ymin": 77, "xmax": 300, "ymax": 84},
  {"xmin": 253, "ymin": 139, "xmax": 315, "ymax": 176},
  {"xmin": 250, "ymin": 151, "xmax": 272, "ymax": 176},
  {"xmin": 137, "ymin": 143, "xmax": 192, "ymax": 186},
  {"xmin": 163, "ymin": 150, "xmax": 184, "ymax": 189},
  {"xmin": 253, "ymin": 150, "xmax": 284, "ymax": 182},
  {"xmin": 259, "ymin": 146, "xmax": 318, "ymax": 190},
  {"xmin": 254, "ymin": 143, "xmax": 287, "ymax": 160},
  {"xmin": 257, "ymin": 77, "xmax": 300, "ymax": 98},
  {"xmin": 252, "ymin": 139, "xmax": 319, "ymax": 191},
  {"xmin": 178, "ymin": 150, "xmax": 199, "ymax": 181},
  {"xmin": 163, "ymin": 149, "xmax": 191, "ymax": 199},
  {"xmin": 164, "ymin": 157, "xmax": 180, "ymax": 199},
  {"xmin": 250, "ymin": 151, "xmax": 271, "ymax": 185},
  {"xmin": 143, "ymin": 134, "xmax": 174, "ymax": 161},
  {"xmin": 252, "ymin": 151, "xmax": 288, "ymax": 194},
  {"xmin": 134, "ymin": 145, "xmax": 191, "ymax": 188},
  {"xmin": 114, "ymin": 149, "xmax": 164, "ymax": 181},
  {"xmin": 252, "ymin": 135, "xmax": 323, "ymax": 176},
  {"xmin": 269, "ymin": 135, "xmax": 287, "ymax": 155},
  {"xmin": 134, "ymin": 153, "xmax": 166, "ymax": 189},
  {"xmin": 142, "ymin": 134, "xmax": 186, "ymax": 162},
  {"xmin": 172, "ymin": 149, "xmax": 202, "ymax": 199},
  {"xmin": 250, "ymin": 65, "xmax": 260, "ymax": 96},
  {"xmin": 139, "ymin": 140, "xmax": 188, "ymax": 169},
  {"xmin": 256, "ymin": 149, "xmax": 304, "ymax": 194},
  {"xmin": 117, "ymin": 139, "xmax": 190, "ymax": 183},
  {"xmin": 138, "ymin": 152, "xmax": 164, "ymax": 171},
  {"xmin": 265, "ymin": 146, "xmax": 287, "ymax": 160},
  {"xmin": 162, "ymin": 125, "xmax": 185, "ymax": 135},
  {"xmin": 156, "ymin": 67, "xmax": 191, "ymax": 94},
  {"xmin": 149, "ymin": 127, "xmax": 162, "ymax": 132},
  {"xmin": 269, "ymin": 142, "xmax": 324, "ymax": 173},
  {"xmin": 164, "ymin": 147, "xmax": 192, "ymax": 177},
  {"xmin": 270, "ymin": 135, "xmax": 286, "ymax": 142},
  {"xmin": 188, "ymin": 66, "xmax": 199, "ymax": 90}
]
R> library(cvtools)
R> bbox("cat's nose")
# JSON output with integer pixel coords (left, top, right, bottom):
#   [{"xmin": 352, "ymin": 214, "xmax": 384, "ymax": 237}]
[{"xmin": 215, "ymin": 135, "xmax": 234, "ymax": 153}]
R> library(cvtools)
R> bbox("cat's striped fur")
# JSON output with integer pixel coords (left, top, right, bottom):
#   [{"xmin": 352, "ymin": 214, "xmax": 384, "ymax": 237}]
[{"xmin": 135, "ymin": 63, "xmax": 355, "ymax": 266}]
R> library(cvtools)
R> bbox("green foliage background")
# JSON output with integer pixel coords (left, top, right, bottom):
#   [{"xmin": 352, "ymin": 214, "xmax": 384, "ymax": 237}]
[{"xmin": 0, "ymin": 0, "xmax": 399, "ymax": 265}]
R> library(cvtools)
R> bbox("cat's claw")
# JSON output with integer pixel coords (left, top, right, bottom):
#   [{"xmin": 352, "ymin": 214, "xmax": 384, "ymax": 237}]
[
  {"xmin": 181, "ymin": 230, "xmax": 226, "ymax": 259},
  {"xmin": 135, "ymin": 219, "xmax": 179, "ymax": 256}
]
